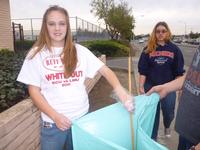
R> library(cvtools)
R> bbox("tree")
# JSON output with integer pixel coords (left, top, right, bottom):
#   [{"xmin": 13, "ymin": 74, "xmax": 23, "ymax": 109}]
[
  {"xmin": 189, "ymin": 31, "xmax": 200, "ymax": 39},
  {"xmin": 90, "ymin": 0, "xmax": 114, "ymax": 19},
  {"xmin": 107, "ymin": 1, "xmax": 134, "ymax": 40},
  {"xmin": 90, "ymin": 0, "xmax": 134, "ymax": 40}
]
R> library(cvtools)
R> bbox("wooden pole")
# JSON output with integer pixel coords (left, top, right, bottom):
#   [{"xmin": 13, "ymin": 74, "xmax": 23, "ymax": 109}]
[{"xmin": 128, "ymin": 50, "xmax": 134, "ymax": 150}]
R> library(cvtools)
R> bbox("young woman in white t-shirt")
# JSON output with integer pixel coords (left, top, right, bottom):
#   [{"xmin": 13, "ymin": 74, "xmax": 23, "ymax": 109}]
[{"xmin": 17, "ymin": 5, "xmax": 134, "ymax": 150}]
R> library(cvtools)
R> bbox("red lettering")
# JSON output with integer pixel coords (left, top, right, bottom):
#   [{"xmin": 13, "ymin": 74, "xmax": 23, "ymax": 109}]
[
  {"xmin": 71, "ymin": 78, "xmax": 79, "ymax": 82},
  {"xmin": 78, "ymin": 71, "xmax": 83, "ymax": 77},
  {"xmin": 71, "ymin": 71, "xmax": 83, "ymax": 77},
  {"xmin": 45, "ymin": 74, "xmax": 53, "ymax": 81},
  {"xmin": 46, "ymin": 60, "xmax": 50, "ymax": 66},
  {"xmin": 62, "ymin": 83, "xmax": 71, "ymax": 86},
  {"xmin": 150, "ymin": 51, "xmax": 174, "ymax": 58},
  {"xmin": 63, "ymin": 80, "xmax": 69, "ymax": 83},
  {"xmin": 52, "ymin": 81, "xmax": 62, "ymax": 84},
  {"xmin": 45, "ymin": 73, "xmax": 65, "ymax": 81},
  {"xmin": 46, "ymin": 58, "xmax": 61, "ymax": 66}
]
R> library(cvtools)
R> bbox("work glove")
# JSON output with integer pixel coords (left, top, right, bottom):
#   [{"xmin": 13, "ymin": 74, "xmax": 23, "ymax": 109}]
[
  {"xmin": 123, "ymin": 96, "xmax": 135, "ymax": 112},
  {"xmin": 110, "ymin": 86, "xmax": 135, "ymax": 112}
]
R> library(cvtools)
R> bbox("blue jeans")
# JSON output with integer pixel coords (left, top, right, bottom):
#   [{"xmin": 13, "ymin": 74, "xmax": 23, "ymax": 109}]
[
  {"xmin": 144, "ymin": 83, "xmax": 176, "ymax": 140},
  {"xmin": 40, "ymin": 121, "xmax": 73, "ymax": 150},
  {"xmin": 178, "ymin": 135, "xmax": 194, "ymax": 150}
]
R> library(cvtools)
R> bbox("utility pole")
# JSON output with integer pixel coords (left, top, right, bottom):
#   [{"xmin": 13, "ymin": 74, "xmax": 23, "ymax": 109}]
[{"xmin": 184, "ymin": 22, "xmax": 187, "ymax": 38}]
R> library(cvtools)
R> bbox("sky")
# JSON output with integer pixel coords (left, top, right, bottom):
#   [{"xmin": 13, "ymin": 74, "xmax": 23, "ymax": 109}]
[{"xmin": 10, "ymin": 0, "xmax": 200, "ymax": 35}]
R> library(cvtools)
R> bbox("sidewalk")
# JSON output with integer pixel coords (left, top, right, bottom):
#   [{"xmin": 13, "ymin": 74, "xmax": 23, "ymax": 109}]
[{"xmin": 107, "ymin": 54, "xmax": 178, "ymax": 149}]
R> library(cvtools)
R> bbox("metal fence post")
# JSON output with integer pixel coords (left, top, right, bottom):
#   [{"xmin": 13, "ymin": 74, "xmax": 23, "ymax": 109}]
[
  {"xmin": 75, "ymin": 16, "xmax": 78, "ymax": 35},
  {"xmin": 12, "ymin": 22, "xmax": 16, "ymax": 51},
  {"xmin": 30, "ymin": 18, "xmax": 34, "ymax": 40}
]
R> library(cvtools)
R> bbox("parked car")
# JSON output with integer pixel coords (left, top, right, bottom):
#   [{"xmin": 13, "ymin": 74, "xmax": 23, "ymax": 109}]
[
  {"xmin": 173, "ymin": 39, "xmax": 182, "ymax": 44},
  {"xmin": 139, "ymin": 39, "xmax": 144, "ymax": 43}
]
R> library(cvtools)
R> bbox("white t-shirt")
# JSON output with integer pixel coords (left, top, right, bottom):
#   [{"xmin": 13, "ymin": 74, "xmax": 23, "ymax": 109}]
[{"xmin": 17, "ymin": 44, "xmax": 104, "ymax": 123}]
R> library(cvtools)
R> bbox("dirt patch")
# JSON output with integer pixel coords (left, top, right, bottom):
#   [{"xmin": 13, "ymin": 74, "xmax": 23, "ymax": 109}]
[{"xmin": 88, "ymin": 68, "xmax": 136, "ymax": 112}]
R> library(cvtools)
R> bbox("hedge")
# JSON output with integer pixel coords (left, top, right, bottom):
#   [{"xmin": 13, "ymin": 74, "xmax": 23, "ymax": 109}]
[
  {"xmin": 0, "ymin": 49, "xmax": 28, "ymax": 112},
  {"xmin": 81, "ymin": 40, "xmax": 130, "ymax": 57}
]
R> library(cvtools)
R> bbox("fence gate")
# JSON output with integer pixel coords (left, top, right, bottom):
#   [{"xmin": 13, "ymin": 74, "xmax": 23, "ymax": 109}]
[{"xmin": 12, "ymin": 22, "xmax": 24, "ymax": 52}]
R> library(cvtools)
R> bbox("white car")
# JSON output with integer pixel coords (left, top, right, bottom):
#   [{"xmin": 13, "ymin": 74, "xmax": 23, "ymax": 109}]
[{"xmin": 139, "ymin": 39, "xmax": 144, "ymax": 43}]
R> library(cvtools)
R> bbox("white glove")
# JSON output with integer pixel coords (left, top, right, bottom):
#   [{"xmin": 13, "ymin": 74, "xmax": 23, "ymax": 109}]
[
  {"xmin": 122, "ymin": 96, "xmax": 135, "ymax": 112},
  {"xmin": 111, "ymin": 86, "xmax": 135, "ymax": 112}
]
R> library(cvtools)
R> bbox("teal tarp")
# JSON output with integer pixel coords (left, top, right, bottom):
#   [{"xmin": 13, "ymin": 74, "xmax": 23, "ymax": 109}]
[{"xmin": 72, "ymin": 93, "xmax": 168, "ymax": 150}]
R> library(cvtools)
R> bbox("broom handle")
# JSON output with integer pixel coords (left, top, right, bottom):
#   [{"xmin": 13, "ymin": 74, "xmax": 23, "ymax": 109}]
[{"xmin": 128, "ymin": 51, "xmax": 134, "ymax": 150}]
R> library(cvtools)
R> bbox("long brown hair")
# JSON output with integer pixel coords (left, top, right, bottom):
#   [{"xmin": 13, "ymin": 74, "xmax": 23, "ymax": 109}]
[
  {"xmin": 29, "ymin": 5, "xmax": 77, "ymax": 78},
  {"xmin": 146, "ymin": 21, "xmax": 172, "ymax": 53}
]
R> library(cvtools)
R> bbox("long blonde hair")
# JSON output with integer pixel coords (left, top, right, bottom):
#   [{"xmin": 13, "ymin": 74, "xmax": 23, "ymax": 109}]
[
  {"xmin": 29, "ymin": 5, "xmax": 77, "ymax": 78},
  {"xmin": 146, "ymin": 21, "xmax": 172, "ymax": 53}
]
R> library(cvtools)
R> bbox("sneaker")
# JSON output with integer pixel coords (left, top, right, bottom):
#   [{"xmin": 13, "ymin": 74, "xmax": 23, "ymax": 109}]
[{"xmin": 164, "ymin": 128, "xmax": 171, "ymax": 138}]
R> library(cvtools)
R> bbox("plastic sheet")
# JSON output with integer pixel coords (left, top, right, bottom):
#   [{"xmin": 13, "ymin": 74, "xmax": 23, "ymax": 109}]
[{"xmin": 72, "ymin": 93, "xmax": 168, "ymax": 150}]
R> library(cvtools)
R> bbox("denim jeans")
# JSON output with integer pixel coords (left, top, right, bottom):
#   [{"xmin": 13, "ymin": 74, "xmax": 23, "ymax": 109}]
[
  {"xmin": 178, "ymin": 135, "xmax": 194, "ymax": 150},
  {"xmin": 144, "ymin": 82, "xmax": 176, "ymax": 140},
  {"xmin": 40, "ymin": 121, "xmax": 73, "ymax": 150}
]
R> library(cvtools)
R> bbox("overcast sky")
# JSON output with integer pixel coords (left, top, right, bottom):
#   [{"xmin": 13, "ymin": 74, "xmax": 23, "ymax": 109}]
[{"xmin": 10, "ymin": 0, "xmax": 200, "ymax": 35}]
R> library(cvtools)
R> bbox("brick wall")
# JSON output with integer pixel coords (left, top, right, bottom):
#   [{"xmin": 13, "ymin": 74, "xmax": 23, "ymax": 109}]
[
  {"xmin": 0, "ymin": 0, "xmax": 14, "ymax": 50},
  {"xmin": 0, "ymin": 55, "xmax": 105, "ymax": 150}
]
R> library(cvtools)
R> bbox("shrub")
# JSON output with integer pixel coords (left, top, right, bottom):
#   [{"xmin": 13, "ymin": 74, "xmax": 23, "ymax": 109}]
[
  {"xmin": 81, "ymin": 40, "xmax": 130, "ymax": 57},
  {"xmin": 0, "ymin": 49, "xmax": 28, "ymax": 112},
  {"xmin": 15, "ymin": 40, "xmax": 35, "ymax": 52}
]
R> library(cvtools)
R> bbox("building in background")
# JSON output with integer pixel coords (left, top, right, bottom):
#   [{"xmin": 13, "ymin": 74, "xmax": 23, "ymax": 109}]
[{"xmin": 0, "ymin": 0, "xmax": 13, "ymax": 50}]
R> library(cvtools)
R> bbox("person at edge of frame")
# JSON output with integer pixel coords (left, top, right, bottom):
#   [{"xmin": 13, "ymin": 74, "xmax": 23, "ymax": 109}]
[{"xmin": 147, "ymin": 45, "xmax": 200, "ymax": 150}]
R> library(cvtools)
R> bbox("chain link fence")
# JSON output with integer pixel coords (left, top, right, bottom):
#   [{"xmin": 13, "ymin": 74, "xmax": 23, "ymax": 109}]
[{"xmin": 12, "ymin": 17, "xmax": 109, "ymax": 42}]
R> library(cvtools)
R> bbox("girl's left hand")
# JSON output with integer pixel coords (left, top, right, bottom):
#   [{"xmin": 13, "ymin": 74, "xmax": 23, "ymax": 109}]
[
  {"xmin": 190, "ymin": 143, "xmax": 200, "ymax": 150},
  {"xmin": 54, "ymin": 113, "xmax": 72, "ymax": 131},
  {"xmin": 123, "ymin": 95, "xmax": 135, "ymax": 112}
]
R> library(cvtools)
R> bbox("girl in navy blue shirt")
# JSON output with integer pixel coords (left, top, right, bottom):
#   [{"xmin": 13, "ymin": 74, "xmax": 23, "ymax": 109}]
[{"xmin": 138, "ymin": 21, "xmax": 185, "ymax": 140}]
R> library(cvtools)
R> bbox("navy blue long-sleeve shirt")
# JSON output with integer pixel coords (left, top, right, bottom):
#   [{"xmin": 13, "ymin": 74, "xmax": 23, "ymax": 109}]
[{"xmin": 138, "ymin": 41, "xmax": 185, "ymax": 86}]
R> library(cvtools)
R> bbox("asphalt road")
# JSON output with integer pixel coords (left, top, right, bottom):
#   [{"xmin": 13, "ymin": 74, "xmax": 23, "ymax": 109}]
[{"xmin": 177, "ymin": 44, "xmax": 198, "ymax": 66}]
